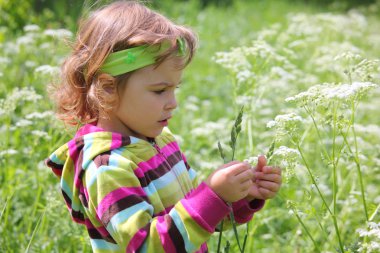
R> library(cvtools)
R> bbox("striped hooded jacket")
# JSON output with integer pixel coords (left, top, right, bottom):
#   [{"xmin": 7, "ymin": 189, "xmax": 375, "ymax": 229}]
[{"xmin": 46, "ymin": 123, "xmax": 264, "ymax": 253}]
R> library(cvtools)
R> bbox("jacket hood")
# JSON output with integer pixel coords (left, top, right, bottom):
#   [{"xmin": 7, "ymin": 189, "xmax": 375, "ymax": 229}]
[{"xmin": 45, "ymin": 123, "xmax": 155, "ymax": 223}]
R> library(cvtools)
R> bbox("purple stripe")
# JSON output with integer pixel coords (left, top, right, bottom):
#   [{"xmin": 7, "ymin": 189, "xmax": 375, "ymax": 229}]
[
  {"xmin": 100, "ymin": 195, "xmax": 148, "ymax": 226},
  {"xmin": 156, "ymin": 216, "xmax": 176, "ymax": 253},
  {"xmin": 167, "ymin": 215, "xmax": 186, "ymax": 252},
  {"xmin": 126, "ymin": 223, "xmax": 150, "ymax": 253},
  {"xmin": 85, "ymin": 219, "xmax": 111, "ymax": 238},
  {"xmin": 97, "ymin": 187, "xmax": 146, "ymax": 218},
  {"xmin": 135, "ymin": 151, "xmax": 183, "ymax": 188},
  {"xmin": 136, "ymin": 141, "xmax": 179, "ymax": 175}
]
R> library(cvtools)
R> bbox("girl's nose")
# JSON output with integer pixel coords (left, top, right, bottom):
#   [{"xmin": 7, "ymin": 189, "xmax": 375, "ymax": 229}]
[{"xmin": 165, "ymin": 93, "xmax": 178, "ymax": 110}]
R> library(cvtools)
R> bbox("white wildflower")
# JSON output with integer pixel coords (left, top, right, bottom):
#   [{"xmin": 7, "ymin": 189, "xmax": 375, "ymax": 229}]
[
  {"xmin": 201, "ymin": 100, "xmax": 211, "ymax": 107},
  {"xmin": 34, "ymin": 65, "xmax": 60, "ymax": 76},
  {"xmin": 286, "ymin": 82, "xmax": 378, "ymax": 106},
  {"xmin": 0, "ymin": 87, "xmax": 42, "ymax": 116},
  {"xmin": 272, "ymin": 146, "xmax": 300, "ymax": 158},
  {"xmin": 0, "ymin": 149, "xmax": 18, "ymax": 157},
  {"xmin": 26, "ymin": 111, "xmax": 55, "ymax": 120},
  {"xmin": 23, "ymin": 24, "xmax": 40, "ymax": 33},
  {"xmin": 267, "ymin": 113, "xmax": 304, "ymax": 129},
  {"xmin": 236, "ymin": 69, "xmax": 255, "ymax": 84},
  {"xmin": 244, "ymin": 156, "xmax": 258, "ymax": 166},
  {"xmin": 0, "ymin": 57, "xmax": 11, "ymax": 64},
  {"xmin": 236, "ymin": 95, "xmax": 253, "ymax": 106},
  {"xmin": 357, "ymin": 222, "xmax": 380, "ymax": 252},
  {"xmin": 325, "ymin": 82, "xmax": 378, "ymax": 101},
  {"xmin": 187, "ymin": 96, "xmax": 200, "ymax": 104},
  {"xmin": 15, "ymin": 119, "xmax": 33, "ymax": 127},
  {"xmin": 31, "ymin": 130, "xmax": 51, "ymax": 140},
  {"xmin": 191, "ymin": 119, "xmax": 230, "ymax": 138},
  {"xmin": 25, "ymin": 61, "xmax": 37, "ymax": 68},
  {"xmin": 44, "ymin": 29, "xmax": 73, "ymax": 38},
  {"xmin": 184, "ymin": 103, "xmax": 199, "ymax": 112}
]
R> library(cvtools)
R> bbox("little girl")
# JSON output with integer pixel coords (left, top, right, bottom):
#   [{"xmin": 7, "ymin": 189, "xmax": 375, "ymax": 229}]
[{"xmin": 46, "ymin": 1, "xmax": 282, "ymax": 252}]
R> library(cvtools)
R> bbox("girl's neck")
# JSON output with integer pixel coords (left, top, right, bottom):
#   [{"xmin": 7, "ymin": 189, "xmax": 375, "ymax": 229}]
[{"xmin": 96, "ymin": 116, "xmax": 148, "ymax": 141}]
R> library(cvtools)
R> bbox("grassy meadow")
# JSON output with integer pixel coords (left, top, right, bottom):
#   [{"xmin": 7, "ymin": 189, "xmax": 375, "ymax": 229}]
[{"xmin": 1, "ymin": 0, "xmax": 380, "ymax": 252}]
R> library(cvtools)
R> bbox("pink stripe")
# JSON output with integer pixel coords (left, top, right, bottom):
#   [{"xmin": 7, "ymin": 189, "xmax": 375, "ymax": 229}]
[
  {"xmin": 126, "ymin": 225, "xmax": 149, "ymax": 253},
  {"xmin": 180, "ymin": 200, "xmax": 214, "ymax": 233},
  {"xmin": 196, "ymin": 243, "xmax": 208, "ymax": 253},
  {"xmin": 75, "ymin": 123, "xmax": 103, "ymax": 138},
  {"xmin": 111, "ymin": 132, "xmax": 122, "ymax": 150},
  {"xmin": 97, "ymin": 187, "xmax": 146, "ymax": 218},
  {"xmin": 68, "ymin": 139, "xmax": 79, "ymax": 162},
  {"xmin": 155, "ymin": 216, "xmax": 176, "ymax": 253},
  {"xmin": 136, "ymin": 141, "xmax": 179, "ymax": 174}
]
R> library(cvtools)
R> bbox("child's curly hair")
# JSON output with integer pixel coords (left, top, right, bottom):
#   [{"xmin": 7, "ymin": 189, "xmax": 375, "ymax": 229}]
[{"xmin": 51, "ymin": 0, "xmax": 197, "ymax": 126}]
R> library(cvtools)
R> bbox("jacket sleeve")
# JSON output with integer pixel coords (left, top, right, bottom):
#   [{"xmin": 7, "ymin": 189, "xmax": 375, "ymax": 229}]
[
  {"xmin": 84, "ymin": 160, "xmax": 231, "ymax": 253},
  {"xmin": 181, "ymin": 152, "xmax": 265, "ymax": 226}
]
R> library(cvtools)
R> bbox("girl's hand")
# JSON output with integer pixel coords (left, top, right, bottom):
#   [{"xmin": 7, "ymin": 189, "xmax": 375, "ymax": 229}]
[
  {"xmin": 205, "ymin": 161, "xmax": 254, "ymax": 203},
  {"xmin": 246, "ymin": 155, "xmax": 282, "ymax": 201}
]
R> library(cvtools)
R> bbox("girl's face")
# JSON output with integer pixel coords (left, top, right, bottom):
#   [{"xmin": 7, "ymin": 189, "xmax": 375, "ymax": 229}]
[{"xmin": 100, "ymin": 57, "xmax": 183, "ymax": 140}]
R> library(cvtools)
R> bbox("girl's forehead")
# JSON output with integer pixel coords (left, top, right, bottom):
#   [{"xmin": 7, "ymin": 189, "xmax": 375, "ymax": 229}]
[{"xmin": 128, "ymin": 58, "xmax": 183, "ymax": 85}]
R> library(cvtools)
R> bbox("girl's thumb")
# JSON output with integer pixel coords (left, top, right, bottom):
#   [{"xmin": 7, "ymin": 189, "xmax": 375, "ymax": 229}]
[{"xmin": 256, "ymin": 155, "xmax": 267, "ymax": 172}]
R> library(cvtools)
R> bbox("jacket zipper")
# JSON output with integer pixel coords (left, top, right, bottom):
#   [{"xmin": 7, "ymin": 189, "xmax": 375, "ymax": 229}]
[{"xmin": 151, "ymin": 142, "xmax": 187, "ymax": 197}]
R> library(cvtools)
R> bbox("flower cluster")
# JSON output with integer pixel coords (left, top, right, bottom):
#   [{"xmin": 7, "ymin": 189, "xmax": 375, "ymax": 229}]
[
  {"xmin": 0, "ymin": 87, "xmax": 42, "ymax": 117},
  {"xmin": 357, "ymin": 222, "xmax": 380, "ymax": 252},
  {"xmin": 266, "ymin": 113, "xmax": 304, "ymax": 142},
  {"xmin": 285, "ymin": 82, "xmax": 378, "ymax": 106}
]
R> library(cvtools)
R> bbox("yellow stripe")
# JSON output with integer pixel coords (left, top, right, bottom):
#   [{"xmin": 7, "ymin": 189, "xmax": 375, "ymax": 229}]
[{"xmin": 175, "ymin": 202, "xmax": 211, "ymax": 247}]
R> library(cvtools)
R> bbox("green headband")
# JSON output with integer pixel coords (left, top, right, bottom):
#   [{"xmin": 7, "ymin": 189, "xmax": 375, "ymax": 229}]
[{"xmin": 100, "ymin": 38, "xmax": 186, "ymax": 76}]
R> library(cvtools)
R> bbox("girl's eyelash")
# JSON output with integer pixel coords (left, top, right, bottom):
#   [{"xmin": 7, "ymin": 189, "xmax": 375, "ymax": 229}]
[
  {"xmin": 153, "ymin": 85, "xmax": 180, "ymax": 94},
  {"xmin": 154, "ymin": 90, "xmax": 165, "ymax": 94}
]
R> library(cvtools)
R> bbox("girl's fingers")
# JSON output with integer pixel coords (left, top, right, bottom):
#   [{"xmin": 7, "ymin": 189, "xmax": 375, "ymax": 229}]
[
  {"xmin": 257, "ymin": 180, "xmax": 281, "ymax": 192},
  {"xmin": 235, "ymin": 168, "xmax": 254, "ymax": 182},
  {"xmin": 262, "ymin": 166, "xmax": 282, "ymax": 175},
  {"xmin": 240, "ymin": 179, "xmax": 253, "ymax": 192},
  {"xmin": 255, "ymin": 155, "xmax": 267, "ymax": 172},
  {"xmin": 219, "ymin": 160, "xmax": 241, "ymax": 169},
  {"xmin": 258, "ymin": 187, "xmax": 276, "ymax": 198},
  {"xmin": 254, "ymin": 173, "xmax": 282, "ymax": 183},
  {"xmin": 224, "ymin": 162, "xmax": 250, "ymax": 176}
]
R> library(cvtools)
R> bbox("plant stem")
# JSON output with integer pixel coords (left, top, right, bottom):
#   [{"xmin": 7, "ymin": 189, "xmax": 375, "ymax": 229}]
[
  {"xmin": 296, "ymin": 144, "xmax": 344, "ymax": 252},
  {"xmin": 291, "ymin": 206, "xmax": 321, "ymax": 252},
  {"xmin": 332, "ymin": 103, "xmax": 338, "ymax": 217},
  {"xmin": 228, "ymin": 203, "xmax": 242, "ymax": 252},
  {"xmin": 217, "ymin": 220, "xmax": 224, "ymax": 253},
  {"xmin": 341, "ymin": 130, "xmax": 369, "ymax": 221}
]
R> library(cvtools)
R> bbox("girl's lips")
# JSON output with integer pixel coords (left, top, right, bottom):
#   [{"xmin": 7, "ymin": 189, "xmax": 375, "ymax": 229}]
[{"xmin": 158, "ymin": 119, "xmax": 168, "ymax": 126}]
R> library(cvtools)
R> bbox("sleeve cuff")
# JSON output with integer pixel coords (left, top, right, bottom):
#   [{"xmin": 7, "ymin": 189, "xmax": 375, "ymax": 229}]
[
  {"xmin": 232, "ymin": 199, "xmax": 265, "ymax": 224},
  {"xmin": 180, "ymin": 182, "xmax": 230, "ymax": 233}
]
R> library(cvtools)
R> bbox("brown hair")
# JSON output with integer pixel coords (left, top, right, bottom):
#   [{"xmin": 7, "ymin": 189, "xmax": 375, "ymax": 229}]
[{"xmin": 51, "ymin": 0, "xmax": 197, "ymax": 126}]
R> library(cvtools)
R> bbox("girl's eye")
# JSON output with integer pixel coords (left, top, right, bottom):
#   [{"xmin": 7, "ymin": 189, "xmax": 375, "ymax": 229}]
[{"xmin": 153, "ymin": 89, "xmax": 165, "ymax": 94}]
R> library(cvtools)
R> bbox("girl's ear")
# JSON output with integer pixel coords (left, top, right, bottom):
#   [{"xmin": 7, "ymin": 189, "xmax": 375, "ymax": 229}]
[
  {"xmin": 98, "ymin": 73, "xmax": 118, "ymax": 95},
  {"xmin": 88, "ymin": 73, "xmax": 120, "ymax": 114}
]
